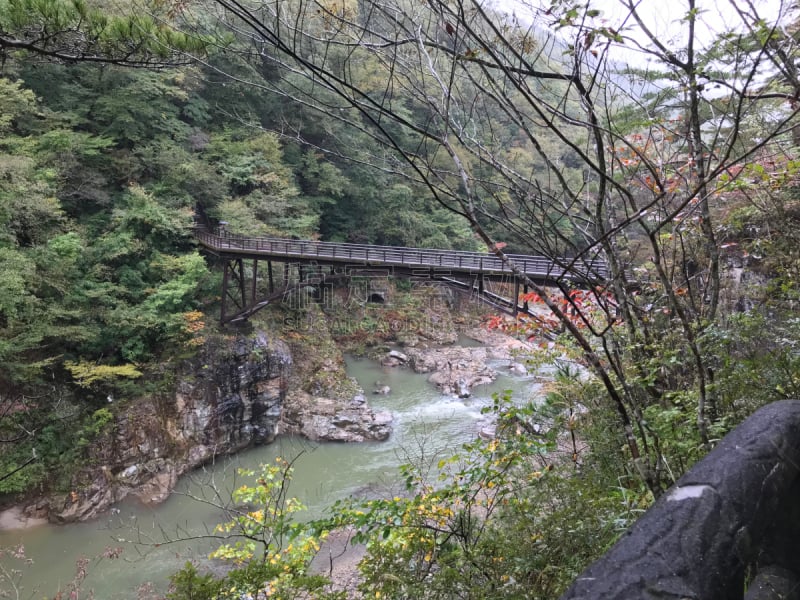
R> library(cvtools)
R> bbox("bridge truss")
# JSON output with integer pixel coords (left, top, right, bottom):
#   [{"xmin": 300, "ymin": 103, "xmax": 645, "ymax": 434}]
[{"xmin": 194, "ymin": 228, "xmax": 609, "ymax": 324}]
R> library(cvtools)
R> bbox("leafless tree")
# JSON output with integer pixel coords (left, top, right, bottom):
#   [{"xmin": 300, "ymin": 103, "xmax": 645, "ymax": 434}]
[{"xmin": 177, "ymin": 0, "xmax": 800, "ymax": 494}]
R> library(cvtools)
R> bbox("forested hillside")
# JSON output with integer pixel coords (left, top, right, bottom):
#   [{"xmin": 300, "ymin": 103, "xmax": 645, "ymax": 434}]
[
  {"xmin": 0, "ymin": 30, "xmax": 477, "ymax": 494},
  {"xmin": 1, "ymin": 0, "xmax": 800, "ymax": 597}
]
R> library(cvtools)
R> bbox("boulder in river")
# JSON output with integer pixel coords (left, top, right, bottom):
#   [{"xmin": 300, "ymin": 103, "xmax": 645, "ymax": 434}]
[
  {"xmin": 406, "ymin": 345, "xmax": 497, "ymax": 397},
  {"xmin": 279, "ymin": 391, "xmax": 393, "ymax": 442}
]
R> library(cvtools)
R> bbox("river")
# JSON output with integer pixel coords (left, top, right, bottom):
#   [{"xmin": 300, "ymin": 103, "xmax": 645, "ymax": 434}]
[{"xmin": 0, "ymin": 354, "xmax": 539, "ymax": 598}]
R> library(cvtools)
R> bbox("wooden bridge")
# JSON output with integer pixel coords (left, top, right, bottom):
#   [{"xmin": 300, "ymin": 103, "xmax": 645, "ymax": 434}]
[{"xmin": 194, "ymin": 228, "xmax": 609, "ymax": 324}]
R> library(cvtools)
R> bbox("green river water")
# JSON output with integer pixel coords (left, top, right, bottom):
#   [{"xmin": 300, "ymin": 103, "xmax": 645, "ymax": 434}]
[{"xmin": 0, "ymin": 355, "xmax": 540, "ymax": 598}]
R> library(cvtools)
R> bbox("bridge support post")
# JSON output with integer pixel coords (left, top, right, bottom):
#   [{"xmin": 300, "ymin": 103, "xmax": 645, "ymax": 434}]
[
  {"xmin": 513, "ymin": 278, "xmax": 520, "ymax": 316},
  {"xmin": 267, "ymin": 261, "xmax": 274, "ymax": 294},
  {"xmin": 251, "ymin": 259, "xmax": 258, "ymax": 306},
  {"xmin": 221, "ymin": 257, "xmax": 247, "ymax": 323},
  {"xmin": 523, "ymin": 284, "xmax": 529, "ymax": 313}
]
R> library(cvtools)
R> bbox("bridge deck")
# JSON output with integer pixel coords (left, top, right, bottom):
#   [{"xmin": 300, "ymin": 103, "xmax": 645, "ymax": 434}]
[{"xmin": 194, "ymin": 229, "xmax": 607, "ymax": 283}]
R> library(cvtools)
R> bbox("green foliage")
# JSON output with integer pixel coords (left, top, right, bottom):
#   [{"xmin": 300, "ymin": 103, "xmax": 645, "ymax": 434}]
[
  {"xmin": 0, "ymin": 78, "xmax": 36, "ymax": 134},
  {"xmin": 703, "ymin": 312, "xmax": 800, "ymax": 421},
  {"xmin": 203, "ymin": 131, "xmax": 319, "ymax": 238},
  {"xmin": 0, "ymin": 65, "xmax": 214, "ymax": 395},
  {"xmin": 0, "ymin": 0, "xmax": 210, "ymax": 65},
  {"xmin": 0, "ymin": 400, "xmax": 103, "ymax": 494},
  {"xmin": 75, "ymin": 407, "xmax": 114, "ymax": 450},
  {"xmin": 210, "ymin": 459, "xmax": 313, "ymax": 565},
  {"xmin": 0, "ymin": 457, "xmax": 45, "ymax": 495},
  {"xmin": 167, "ymin": 562, "xmax": 222, "ymax": 600},
  {"xmin": 167, "ymin": 460, "xmax": 341, "ymax": 600},
  {"xmin": 306, "ymin": 392, "xmax": 612, "ymax": 598}
]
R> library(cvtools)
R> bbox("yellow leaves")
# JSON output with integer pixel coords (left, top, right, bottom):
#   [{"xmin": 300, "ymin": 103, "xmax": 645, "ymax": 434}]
[
  {"xmin": 64, "ymin": 360, "xmax": 142, "ymax": 388},
  {"xmin": 247, "ymin": 509, "xmax": 265, "ymax": 522},
  {"xmin": 315, "ymin": 0, "xmax": 358, "ymax": 29},
  {"xmin": 209, "ymin": 540, "xmax": 255, "ymax": 564},
  {"xmin": 181, "ymin": 310, "xmax": 206, "ymax": 348}
]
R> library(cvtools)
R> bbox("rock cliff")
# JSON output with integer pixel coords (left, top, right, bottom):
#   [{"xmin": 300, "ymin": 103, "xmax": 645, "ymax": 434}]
[{"xmin": 42, "ymin": 327, "xmax": 389, "ymax": 523}]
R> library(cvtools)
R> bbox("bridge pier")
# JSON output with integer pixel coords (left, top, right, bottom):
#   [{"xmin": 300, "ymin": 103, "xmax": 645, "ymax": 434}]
[
  {"xmin": 220, "ymin": 257, "xmax": 265, "ymax": 324},
  {"xmin": 523, "ymin": 283, "xmax": 529, "ymax": 313},
  {"xmin": 251, "ymin": 259, "xmax": 258, "ymax": 305}
]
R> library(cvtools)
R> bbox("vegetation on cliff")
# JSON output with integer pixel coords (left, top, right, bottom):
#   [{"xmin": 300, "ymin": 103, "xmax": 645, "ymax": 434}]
[{"xmin": 0, "ymin": 0, "xmax": 799, "ymax": 597}]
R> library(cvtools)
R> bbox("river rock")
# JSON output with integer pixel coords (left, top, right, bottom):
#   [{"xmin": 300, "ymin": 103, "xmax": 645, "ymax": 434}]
[
  {"xmin": 118, "ymin": 464, "xmax": 139, "ymax": 483},
  {"xmin": 373, "ymin": 384, "xmax": 391, "ymax": 395},
  {"xmin": 51, "ymin": 468, "xmax": 119, "ymax": 524},
  {"xmin": 135, "ymin": 466, "xmax": 178, "ymax": 505},
  {"xmin": 406, "ymin": 346, "xmax": 497, "ymax": 397},
  {"xmin": 509, "ymin": 362, "xmax": 528, "ymax": 376},
  {"xmin": 397, "ymin": 333, "xmax": 420, "ymax": 347},
  {"xmin": 381, "ymin": 350, "xmax": 409, "ymax": 367},
  {"xmin": 462, "ymin": 327, "xmax": 536, "ymax": 360},
  {"xmin": 279, "ymin": 391, "xmax": 392, "ymax": 442}
]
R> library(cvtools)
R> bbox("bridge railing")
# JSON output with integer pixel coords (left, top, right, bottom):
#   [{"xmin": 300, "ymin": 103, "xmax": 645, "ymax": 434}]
[
  {"xmin": 560, "ymin": 399, "xmax": 800, "ymax": 600},
  {"xmin": 194, "ymin": 228, "xmax": 609, "ymax": 281}
]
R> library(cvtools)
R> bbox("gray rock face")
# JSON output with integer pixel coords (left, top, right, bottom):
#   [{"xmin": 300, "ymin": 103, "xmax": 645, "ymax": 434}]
[
  {"xmin": 49, "ymin": 332, "xmax": 291, "ymax": 523},
  {"xmin": 560, "ymin": 400, "xmax": 800, "ymax": 600},
  {"xmin": 173, "ymin": 331, "xmax": 290, "ymax": 455},
  {"xmin": 45, "ymin": 329, "xmax": 396, "ymax": 522}
]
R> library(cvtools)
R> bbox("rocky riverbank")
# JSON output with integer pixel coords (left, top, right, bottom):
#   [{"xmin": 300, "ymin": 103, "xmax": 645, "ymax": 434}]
[
  {"xmin": 376, "ymin": 326, "xmax": 536, "ymax": 398},
  {"xmin": 11, "ymin": 319, "xmax": 393, "ymax": 525},
  {"xmin": 4, "ymin": 285, "xmax": 528, "ymax": 527}
]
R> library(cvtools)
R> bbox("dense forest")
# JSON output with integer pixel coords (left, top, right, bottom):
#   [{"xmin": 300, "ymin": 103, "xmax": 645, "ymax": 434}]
[
  {"xmin": 1, "ymin": 0, "xmax": 800, "ymax": 597},
  {"xmin": 0, "ymin": 15, "xmax": 475, "ymax": 495}
]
